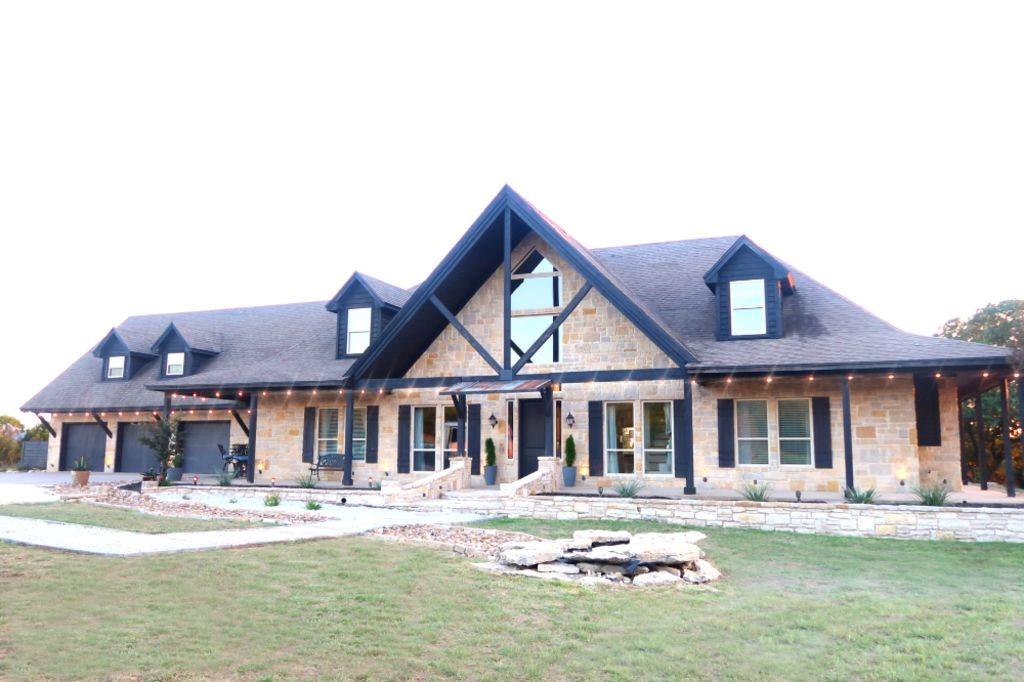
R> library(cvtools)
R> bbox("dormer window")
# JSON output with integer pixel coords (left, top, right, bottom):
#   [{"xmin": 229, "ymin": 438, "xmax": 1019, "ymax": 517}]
[
  {"xmin": 729, "ymin": 279, "xmax": 767, "ymax": 336},
  {"xmin": 106, "ymin": 355, "xmax": 126, "ymax": 379},
  {"xmin": 166, "ymin": 352, "xmax": 185, "ymax": 376},
  {"xmin": 347, "ymin": 308, "xmax": 372, "ymax": 354}
]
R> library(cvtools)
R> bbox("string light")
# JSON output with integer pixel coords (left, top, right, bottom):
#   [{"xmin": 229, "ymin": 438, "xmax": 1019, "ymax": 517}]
[
  {"xmin": 766, "ymin": 377, "xmax": 772, "ymax": 384},
  {"xmin": 982, "ymin": 372, "xmax": 989, "ymax": 378},
  {"xmin": 935, "ymin": 372, "xmax": 942, "ymax": 379},
  {"xmin": 807, "ymin": 376, "xmax": 814, "ymax": 382},
  {"xmin": 887, "ymin": 374, "xmax": 895, "ymax": 380}
]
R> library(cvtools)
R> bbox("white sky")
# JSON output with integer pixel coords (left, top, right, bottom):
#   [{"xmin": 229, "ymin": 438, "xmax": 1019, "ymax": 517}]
[{"xmin": 1, "ymin": 1, "xmax": 1021, "ymax": 423}]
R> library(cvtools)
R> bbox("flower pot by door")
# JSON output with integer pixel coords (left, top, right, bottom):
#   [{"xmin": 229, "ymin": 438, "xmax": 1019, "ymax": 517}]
[
  {"xmin": 483, "ymin": 465, "xmax": 497, "ymax": 486},
  {"xmin": 72, "ymin": 471, "xmax": 90, "ymax": 487},
  {"xmin": 165, "ymin": 467, "xmax": 183, "ymax": 482},
  {"xmin": 562, "ymin": 466, "xmax": 577, "ymax": 487}
]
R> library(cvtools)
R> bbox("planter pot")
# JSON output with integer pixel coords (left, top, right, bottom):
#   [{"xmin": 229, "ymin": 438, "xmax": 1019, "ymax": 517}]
[
  {"xmin": 483, "ymin": 465, "xmax": 497, "ymax": 486},
  {"xmin": 165, "ymin": 467, "xmax": 183, "ymax": 482},
  {"xmin": 562, "ymin": 466, "xmax": 577, "ymax": 487},
  {"xmin": 71, "ymin": 470, "xmax": 90, "ymax": 487}
]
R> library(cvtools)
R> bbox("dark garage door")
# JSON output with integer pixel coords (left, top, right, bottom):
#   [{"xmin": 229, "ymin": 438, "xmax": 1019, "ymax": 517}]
[
  {"xmin": 182, "ymin": 421, "xmax": 231, "ymax": 474},
  {"xmin": 61, "ymin": 423, "xmax": 107, "ymax": 471},
  {"xmin": 117, "ymin": 422, "xmax": 161, "ymax": 473}
]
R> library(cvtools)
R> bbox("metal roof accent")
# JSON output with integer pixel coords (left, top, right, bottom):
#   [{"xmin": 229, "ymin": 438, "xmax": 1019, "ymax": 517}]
[{"xmin": 439, "ymin": 379, "xmax": 552, "ymax": 395}]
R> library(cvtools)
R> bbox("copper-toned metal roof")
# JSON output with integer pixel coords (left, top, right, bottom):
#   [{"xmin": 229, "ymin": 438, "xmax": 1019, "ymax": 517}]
[{"xmin": 439, "ymin": 379, "xmax": 551, "ymax": 395}]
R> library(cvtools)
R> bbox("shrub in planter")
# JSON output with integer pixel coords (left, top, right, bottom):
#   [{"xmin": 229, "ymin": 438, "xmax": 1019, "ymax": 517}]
[
  {"xmin": 70, "ymin": 456, "xmax": 91, "ymax": 487},
  {"xmin": 216, "ymin": 471, "xmax": 234, "ymax": 487},
  {"xmin": 296, "ymin": 473, "xmax": 317, "ymax": 489},
  {"xmin": 562, "ymin": 435, "xmax": 577, "ymax": 487},
  {"xmin": 264, "ymin": 493, "xmax": 280, "ymax": 507},
  {"xmin": 306, "ymin": 500, "xmax": 322, "ymax": 511},
  {"xmin": 913, "ymin": 482, "xmax": 951, "ymax": 506},
  {"xmin": 740, "ymin": 481, "xmax": 771, "ymax": 502},
  {"xmin": 613, "ymin": 477, "xmax": 644, "ymax": 498},
  {"xmin": 165, "ymin": 452, "xmax": 185, "ymax": 482},
  {"xmin": 483, "ymin": 437, "xmax": 498, "ymax": 485},
  {"xmin": 844, "ymin": 486, "xmax": 877, "ymax": 504},
  {"xmin": 138, "ymin": 415, "xmax": 183, "ymax": 483}
]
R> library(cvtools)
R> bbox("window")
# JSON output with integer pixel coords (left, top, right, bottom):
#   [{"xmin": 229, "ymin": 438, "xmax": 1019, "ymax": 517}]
[
  {"xmin": 351, "ymin": 407, "xmax": 367, "ymax": 460},
  {"xmin": 443, "ymin": 405, "xmax": 459, "ymax": 465},
  {"xmin": 166, "ymin": 352, "xmax": 185, "ymax": 376},
  {"xmin": 412, "ymin": 406, "xmax": 436, "ymax": 471},
  {"xmin": 506, "ymin": 400, "xmax": 515, "ymax": 461},
  {"xmin": 511, "ymin": 250, "xmax": 561, "ymax": 364},
  {"xmin": 643, "ymin": 402, "xmax": 673, "ymax": 474},
  {"xmin": 778, "ymin": 399, "xmax": 812, "ymax": 465},
  {"xmin": 736, "ymin": 400, "xmax": 769, "ymax": 465},
  {"xmin": 605, "ymin": 402, "xmax": 635, "ymax": 474},
  {"xmin": 555, "ymin": 400, "xmax": 562, "ymax": 458},
  {"xmin": 317, "ymin": 409, "xmax": 339, "ymax": 456},
  {"xmin": 347, "ymin": 307, "xmax": 371, "ymax": 354},
  {"xmin": 730, "ymin": 279, "xmax": 766, "ymax": 336},
  {"xmin": 106, "ymin": 355, "xmax": 126, "ymax": 379}
]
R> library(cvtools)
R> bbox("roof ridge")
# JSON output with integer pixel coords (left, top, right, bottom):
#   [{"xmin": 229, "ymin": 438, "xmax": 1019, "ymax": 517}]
[
  {"xmin": 118, "ymin": 299, "xmax": 328, "ymax": 324},
  {"xmin": 591, "ymin": 234, "xmax": 742, "ymax": 253}
]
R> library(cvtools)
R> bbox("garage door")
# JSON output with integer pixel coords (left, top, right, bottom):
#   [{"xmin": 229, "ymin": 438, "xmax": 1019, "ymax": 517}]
[
  {"xmin": 117, "ymin": 422, "xmax": 161, "ymax": 473},
  {"xmin": 61, "ymin": 423, "xmax": 107, "ymax": 471},
  {"xmin": 182, "ymin": 421, "xmax": 231, "ymax": 474}
]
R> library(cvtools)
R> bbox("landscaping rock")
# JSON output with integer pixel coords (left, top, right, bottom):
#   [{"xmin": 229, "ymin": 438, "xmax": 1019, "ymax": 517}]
[
  {"xmin": 632, "ymin": 571, "xmax": 680, "ymax": 586},
  {"xmin": 499, "ymin": 540, "xmax": 566, "ymax": 567},
  {"xmin": 657, "ymin": 566, "xmax": 682, "ymax": 578},
  {"xmin": 536, "ymin": 561, "xmax": 580, "ymax": 574},
  {"xmin": 575, "ymin": 534, "xmax": 702, "ymax": 565},
  {"xmin": 571, "ymin": 529, "xmax": 632, "ymax": 546}
]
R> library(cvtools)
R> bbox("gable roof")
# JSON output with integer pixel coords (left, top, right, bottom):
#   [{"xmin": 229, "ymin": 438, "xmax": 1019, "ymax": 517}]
[
  {"xmin": 325, "ymin": 272, "xmax": 415, "ymax": 312},
  {"xmin": 91, "ymin": 327, "xmax": 157, "ymax": 358},
  {"xmin": 702, "ymin": 235, "xmax": 795, "ymax": 294},
  {"xmin": 151, "ymin": 322, "xmax": 223, "ymax": 355}
]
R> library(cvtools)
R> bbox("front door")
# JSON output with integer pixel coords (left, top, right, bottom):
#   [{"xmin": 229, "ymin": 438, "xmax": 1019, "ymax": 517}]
[{"xmin": 518, "ymin": 399, "xmax": 546, "ymax": 478}]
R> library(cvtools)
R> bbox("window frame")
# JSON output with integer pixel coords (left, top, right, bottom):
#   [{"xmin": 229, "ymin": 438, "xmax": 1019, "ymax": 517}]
[
  {"xmin": 510, "ymin": 249, "xmax": 562, "ymax": 365},
  {"xmin": 641, "ymin": 400, "xmax": 674, "ymax": 476},
  {"xmin": 411, "ymin": 405, "xmax": 439, "ymax": 472},
  {"xmin": 604, "ymin": 401, "xmax": 636, "ymax": 476},
  {"xmin": 106, "ymin": 355, "xmax": 126, "ymax": 380},
  {"xmin": 165, "ymin": 352, "xmax": 186, "ymax": 377},
  {"xmin": 735, "ymin": 398, "xmax": 770, "ymax": 466},
  {"xmin": 346, "ymin": 307, "xmax": 372, "ymax": 355},
  {"xmin": 351, "ymin": 406, "xmax": 367, "ymax": 461},
  {"xmin": 777, "ymin": 398, "xmax": 814, "ymax": 468},
  {"xmin": 729, "ymin": 279, "xmax": 767, "ymax": 337},
  {"xmin": 316, "ymin": 408, "xmax": 340, "ymax": 457}
]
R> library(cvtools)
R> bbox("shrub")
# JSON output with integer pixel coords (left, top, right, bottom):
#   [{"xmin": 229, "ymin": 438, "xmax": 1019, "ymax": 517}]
[
  {"xmin": 844, "ymin": 486, "xmax": 877, "ymax": 504},
  {"xmin": 296, "ymin": 473, "xmax": 317, "ymax": 489},
  {"xmin": 170, "ymin": 452, "xmax": 184, "ymax": 468},
  {"xmin": 484, "ymin": 437, "xmax": 497, "ymax": 468},
  {"xmin": 70, "ymin": 456, "xmax": 90, "ymax": 472},
  {"xmin": 740, "ymin": 482, "xmax": 771, "ymax": 502},
  {"xmin": 305, "ymin": 500, "xmax": 322, "ymax": 511},
  {"xmin": 216, "ymin": 471, "xmax": 234, "ymax": 487},
  {"xmin": 913, "ymin": 482, "xmax": 951, "ymax": 506},
  {"xmin": 613, "ymin": 477, "xmax": 644, "ymax": 498},
  {"xmin": 264, "ymin": 493, "xmax": 280, "ymax": 507},
  {"xmin": 564, "ymin": 435, "xmax": 576, "ymax": 468}
]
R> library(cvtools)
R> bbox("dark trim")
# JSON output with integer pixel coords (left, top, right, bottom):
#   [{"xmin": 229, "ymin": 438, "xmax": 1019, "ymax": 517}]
[
  {"xmin": 503, "ymin": 206, "xmax": 512, "ymax": 370},
  {"xmin": 301, "ymin": 407, "xmax": 316, "ymax": 464},
  {"xmin": 811, "ymin": 397, "xmax": 833, "ymax": 469},
  {"xmin": 325, "ymin": 272, "xmax": 405, "ymax": 313},
  {"xmin": 913, "ymin": 375, "xmax": 942, "ymax": 447},
  {"xmin": 542, "ymin": 386, "xmax": 554, "ymax": 458},
  {"xmin": 587, "ymin": 400, "xmax": 603, "ymax": 477},
  {"xmin": 354, "ymin": 368, "xmax": 688, "ymax": 390},
  {"xmin": 1000, "ymin": 380, "xmax": 1015, "ymax": 497},
  {"xmin": 90, "ymin": 412, "xmax": 113, "ymax": 438},
  {"xmin": 468, "ymin": 403, "xmax": 481, "ymax": 475},
  {"xmin": 396, "ymin": 405, "xmax": 411, "ymax": 474},
  {"xmin": 33, "ymin": 413, "xmax": 57, "ymax": 438},
  {"xmin": 841, "ymin": 377, "xmax": 854, "ymax": 491},
  {"xmin": 675, "ymin": 383, "xmax": 695, "ymax": 494},
  {"xmin": 689, "ymin": 357, "xmax": 1013, "ymax": 376},
  {"xmin": 232, "ymin": 410, "xmax": 250, "ymax": 437},
  {"xmin": 716, "ymin": 399, "xmax": 734, "ymax": 468},
  {"xmin": 703, "ymin": 235, "xmax": 793, "ymax": 293},
  {"xmin": 510, "ymin": 282, "xmax": 593, "ymax": 374},
  {"xmin": 429, "ymin": 294, "xmax": 503, "ymax": 374},
  {"xmin": 343, "ymin": 392, "xmax": 355, "ymax": 486},
  {"xmin": 957, "ymin": 397, "xmax": 969, "ymax": 485},
  {"xmin": 364, "ymin": 405, "xmax": 379, "ymax": 464},
  {"xmin": 976, "ymin": 391, "xmax": 988, "ymax": 490},
  {"xmin": 246, "ymin": 393, "xmax": 258, "ymax": 482}
]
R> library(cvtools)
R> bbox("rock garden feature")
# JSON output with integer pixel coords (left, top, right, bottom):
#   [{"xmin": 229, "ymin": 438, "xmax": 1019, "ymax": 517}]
[{"xmin": 481, "ymin": 529, "xmax": 722, "ymax": 587}]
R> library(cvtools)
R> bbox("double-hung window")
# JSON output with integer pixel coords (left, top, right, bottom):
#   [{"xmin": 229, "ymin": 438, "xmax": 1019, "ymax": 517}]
[
  {"xmin": 778, "ymin": 399, "xmax": 812, "ymax": 465},
  {"xmin": 736, "ymin": 400, "xmax": 769, "ymax": 465},
  {"xmin": 729, "ymin": 279, "xmax": 767, "ymax": 336},
  {"xmin": 166, "ymin": 352, "xmax": 185, "ymax": 376},
  {"xmin": 347, "ymin": 307, "xmax": 371, "ymax": 354},
  {"xmin": 107, "ymin": 355, "xmax": 126, "ymax": 379},
  {"xmin": 412, "ymin": 406, "xmax": 436, "ymax": 471},
  {"xmin": 642, "ymin": 402, "xmax": 673, "ymax": 474},
  {"xmin": 317, "ymin": 409, "xmax": 339, "ymax": 456},
  {"xmin": 605, "ymin": 402, "xmax": 635, "ymax": 474},
  {"xmin": 351, "ymin": 407, "xmax": 367, "ymax": 460}
]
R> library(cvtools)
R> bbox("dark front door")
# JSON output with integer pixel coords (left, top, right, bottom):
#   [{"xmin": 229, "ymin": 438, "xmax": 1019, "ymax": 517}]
[
  {"xmin": 518, "ymin": 399, "xmax": 546, "ymax": 478},
  {"xmin": 117, "ymin": 422, "xmax": 160, "ymax": 473},
  {"xmin": 182, "ymin": 421, "xmax": 231, "ymax": 474},
  {"xmin": 61, "ymin": 423, "xmax": 107, "ymax": 471}
]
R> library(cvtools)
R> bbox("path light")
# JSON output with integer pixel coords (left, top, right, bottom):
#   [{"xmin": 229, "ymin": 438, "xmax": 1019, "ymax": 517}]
[
  {"xmin": 192, "ymin": 475, "xmax": 198, "ymax": 486},
  {"xmin": 368, "ymin": 476, "xmax": 374, "ymax": 489},
  {"xmin": 489, "ymin": 413, "xmax": 498, "ymax": 428},
  {"xmin": 598, "ymin": 486, "xmax": 604, "ymax": 496},
  {"xmin": 565, "ymin": 412, "xmax": 575, "ymax": 429},
  {"xmin": 271, "ymin": 477, "xmax": 276, "ymax": 487}
]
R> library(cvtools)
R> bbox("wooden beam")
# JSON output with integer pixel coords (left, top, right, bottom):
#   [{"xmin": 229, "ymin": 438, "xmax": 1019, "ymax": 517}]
[
  {"xmin": 503, "ymin": 207, "xmax": 512, "ymax": 370},
  {"xmin": 1000, "ymin": 380, "xmax": 1015, "ymax": 497},
  {"xmin": 976, "ymin": 392, "xmax": 988, "ymax": 490},
  {"xmin": 231, "ymin": 410, "xmax": 250, "ymax": 437},
  {"xmin": 246, "ymin": 393, "xmax": 259, "ymax": 483},
  {"xmin": 90, "ymin": 412, "xmax": 112, "ymax": 438},
  {"xmin": 510, "ymin": 282, "xmax": 593, "ymax": 375},
  {"xmin": 841, "ymin": 377, "xmax": 854, "ymax": 491},
  {"xmin": 34, "ymin": 413, "xmax": 57, "ymax": 438},
  {"xmin": 342, "ymin": 391, "xmax": 355, "ymax": 486},
  {"xmin": 429, "ymin": 294, "xmax": 503, "ymax": 374}
]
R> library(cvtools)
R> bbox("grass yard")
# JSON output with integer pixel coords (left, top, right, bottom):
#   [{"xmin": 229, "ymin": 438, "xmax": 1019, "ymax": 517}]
[
  {"xmin": 2, "ymin": 518, "xmax": 1024, "ymax": 680},
  {"xmin": 0, "ymin": 502, "xmax": 257, "ymax": 534}
]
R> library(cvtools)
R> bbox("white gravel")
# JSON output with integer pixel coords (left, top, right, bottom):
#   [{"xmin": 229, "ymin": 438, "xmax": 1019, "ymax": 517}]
[{"xmin": 0, "ymin": 484, "xmax": 58, "ymax": 505}]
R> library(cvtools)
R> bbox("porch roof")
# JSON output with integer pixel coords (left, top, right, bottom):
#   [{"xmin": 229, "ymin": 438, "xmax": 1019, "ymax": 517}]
[{"xmin": 439, "ymin": 379, "xmax": 551, "ymax": 395}]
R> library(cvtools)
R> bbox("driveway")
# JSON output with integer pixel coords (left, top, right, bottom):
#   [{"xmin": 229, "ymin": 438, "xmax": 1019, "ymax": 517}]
[{"xmin": 0, "ymin": 471, "xmax": 140, "ymax": 505}]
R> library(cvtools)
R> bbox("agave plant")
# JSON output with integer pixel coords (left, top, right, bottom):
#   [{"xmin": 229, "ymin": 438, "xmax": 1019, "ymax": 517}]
[
  {"xmin": 612, "ymin": 477, "xmax": 644, "ymax": 498},
  {"xmin": 844, "ymin": 486, "xmax": 877, "ymax": 504},
  {"xmin": 740, "ymin": 482, "xmax": 771, "ymax": 502},
  {"xmin": 913, "ymin": 482, "xmax": 951, "ymax": 507}
]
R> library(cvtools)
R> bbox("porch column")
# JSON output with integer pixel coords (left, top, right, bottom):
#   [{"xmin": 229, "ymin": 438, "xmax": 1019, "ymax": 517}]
[
  {"xmin": 343, "ymin": 391, "xmax": 355, "ymax": 486},
  {"xmin": 957, "ymin": 396, "xmax": 969, "ymax": 485},
  {"xmin": 1000, "ymin": 379, "xmax": 1015, "ymax": 497},
  {"xmin": 976, "ymin": 392, "xmax": 988, "ymax": 490},
  {"xmin": 841, "ymin": 376, "xmax": 854, "ymax": 491},
  {"xmin": 163, "ymin": 392, "xmax": 171, "ymax": 421},
  {"xmin": 455, "ymin": 395, "xmax": 467, "ymax": 457},
  {"xmin": 543, "ymin": 386, "xmax": 554, "ymax": 457},
  {"xmin": 246, "ymin": 393, "xmax": 258, "ymax": 483},
  {"xmin": 682, "ymin": 379, "xmax": 696, "ymax": 495}
]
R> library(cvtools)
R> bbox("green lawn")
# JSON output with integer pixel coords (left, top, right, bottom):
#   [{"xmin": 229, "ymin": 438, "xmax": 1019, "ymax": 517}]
[
  {"xmin": 0, "ymin": 502, "xmax": 257, "ymax": 534},
  {"xmin": 1, "ymin": 519, "xmax": 1023, "ymax": 680}
]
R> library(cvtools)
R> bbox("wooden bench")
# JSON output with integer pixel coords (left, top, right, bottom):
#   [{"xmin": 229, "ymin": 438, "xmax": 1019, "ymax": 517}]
[{"xmin": 310, "ymin": 453, "xmax": 346, "ymax": 480}]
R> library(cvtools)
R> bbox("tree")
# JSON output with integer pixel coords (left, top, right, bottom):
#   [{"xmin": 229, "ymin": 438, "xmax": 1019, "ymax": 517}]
[
  {"xmin": 0, "ymin": 416, "xmax": 26, "ymax": 468},
  {"xmin": 0, "ymin": 415, "xmax": 24, "ymax": 440},
  {"xmin": 938, "ymin": 300, "xmax": 1023, "ymax": 488},
  {"xmin": 22, "ymin": 423, "xmax": 51, "ymax": 441},
  {"xmin": 138, "ymin": 415, "xmax": 184, "ymax": 480}
]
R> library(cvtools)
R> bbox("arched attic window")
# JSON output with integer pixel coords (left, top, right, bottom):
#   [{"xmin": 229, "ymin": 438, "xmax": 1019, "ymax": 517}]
[{"xmin": 510, "ymin": 249, "xmax": 562, "ymax": 364}]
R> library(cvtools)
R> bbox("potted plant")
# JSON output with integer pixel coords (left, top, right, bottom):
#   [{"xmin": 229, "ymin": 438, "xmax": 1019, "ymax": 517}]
[
  {"xmin": 165, "ymin": 452, "xmax": 184, "ymax": 482},
  {"xmin": 138, "ymin": 415, "xmax": 183, "ymax": 483},
  {"xmin": 483, "ymin": 437, "xmax": 498, "ymax": 485},
  {"xmin": 70, "ymin": 456, "xmax": 91, "ymax": 486},
  {"xmin": 562, "ymin": 434, "xmax": 577, "ymax": 487}
]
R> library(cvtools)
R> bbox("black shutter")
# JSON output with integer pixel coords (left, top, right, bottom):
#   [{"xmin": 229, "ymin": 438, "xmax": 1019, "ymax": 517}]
[
  {"xmin": 812, "ymin": 397, "xmax": 832, "ymax": 468},
  {"xmin": 717, "ymin": 399, "xmax": 735, "ymax": 468},
  {"xmin": 468, "ymin": 403, "xmax": 481, "ymax": 475},
  {"xmin": 396, "ymin": 405, "xmax": 410, "ymax": 474},
  {"xmin": 588, "ymin": 401, "xmax": 603, "ymax": 476},
  {"xmin": 914, "ymin": 376, "xmax": 942, "ymax": 446},
  {"xmin": 365, "ymin": 406, "xmax": 379, "ymax": 463},
  {"xmin": 673, "ymin": 399, "xmax": 686, "ymax": 478},
  {"xmin": 301, "ymin": 407, "xmax": 316, "ymax": 463}
]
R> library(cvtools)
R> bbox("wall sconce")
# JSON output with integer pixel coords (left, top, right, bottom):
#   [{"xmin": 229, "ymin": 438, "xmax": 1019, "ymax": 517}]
[
  {"xmin": 565, "ymin": 412, "xmax": 575, "ymax": 429},
  {"xmin": 488, "ymin": 413, "xmax": 498, "ymax": 428}
]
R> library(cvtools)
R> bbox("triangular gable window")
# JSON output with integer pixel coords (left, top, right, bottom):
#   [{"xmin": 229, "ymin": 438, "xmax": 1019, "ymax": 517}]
[{"xmin": 511, "ymin": 249, "xmax": 562, "ymax": 364}]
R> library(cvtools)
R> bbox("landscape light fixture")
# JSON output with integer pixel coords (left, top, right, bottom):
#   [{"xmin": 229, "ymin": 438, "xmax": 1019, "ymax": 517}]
[
  {"xmin": 565, "ymin": 412, "xmax": 575, "ymax": 429},
  {"xmin": 488, "ymin": 413, "xmax": 498, "ymax": 428}
]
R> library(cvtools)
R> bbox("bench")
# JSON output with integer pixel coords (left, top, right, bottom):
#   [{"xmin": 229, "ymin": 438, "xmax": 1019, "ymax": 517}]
[{"xmin": 310, "ymin": 453, "xmax": 346, "ymax": 480}]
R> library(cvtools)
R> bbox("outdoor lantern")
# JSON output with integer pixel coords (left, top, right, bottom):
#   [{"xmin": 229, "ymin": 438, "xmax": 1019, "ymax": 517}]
[
  {"xmin": 271, "ymin": 477, "xmax": 276, "ymax": 487},
  {"xmin": 488, "ymin": 413, "xmax": 498, "ymax": 428},
  {"xmin": 565, "ymin": 412, "xmax": 575, "ymax": 429},
  {"xmin": 192, "ymin": 475, "xmax": 198, "ymax": 486},
  {"xmin": 368, "ymin": 476, "xmax": 375, "ymax": 489},
  {"xmin": 598, "ymin": 486, "xmax": 604, "ymax": 496}
]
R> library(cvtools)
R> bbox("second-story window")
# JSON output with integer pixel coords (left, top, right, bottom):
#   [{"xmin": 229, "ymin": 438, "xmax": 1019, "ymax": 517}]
[
  {"xmin": 347, "ymin": 307, "xmax": 371, "ymax": 354},
  {"xmin": 511, "ymin": 250, "xmax": 562, "ymax": 364},
  {"xmin": 730, "ymin": 279, "xmax": 767, "ymax": 336},
  {"xmin": 107, "ymin": 355, "xmax": 126, "ymax": 379},
  {"xmin": 166, "ymin": 352, "xmax": 185, "ymax": 376}
]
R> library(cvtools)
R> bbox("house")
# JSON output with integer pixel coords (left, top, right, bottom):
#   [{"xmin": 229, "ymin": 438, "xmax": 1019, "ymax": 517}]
[{"xmin": 22, "ymin": 186, "xmax": 1021, "ymax": 496}]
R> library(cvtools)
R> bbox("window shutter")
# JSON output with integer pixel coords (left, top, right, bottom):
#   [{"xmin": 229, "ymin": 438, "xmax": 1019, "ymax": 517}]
[
  {"xmin": 673, "ymin": 399, "xmax": 686, "ymax": 478},
  {"xmin": 812, "ymin": 397, "xmax": 832, "ymax": 468},
  {"xmin": 396, "ymin": 405, "xmax": 410, "ymax": 474},
  {"xmin": 301, "ymin": 407, "xmax": 316, "ymax": 463},
  {"xmin": 588, "ymin": 401, "xmax": 603, "ymax": 477},
  {"xmin": 717, "ymin": 399, "xmax": 735, "ymax": 468},
  {"xmin": 913, "ymin": 376, "xmax": 942, "ymax": 446},
  {"xmin": 468, "ymin": 403, "xmax": 481, "ymax": 475},
  {"xmin": 365, "ymin": 406, "xmax": 379, "ymax": 463}
]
